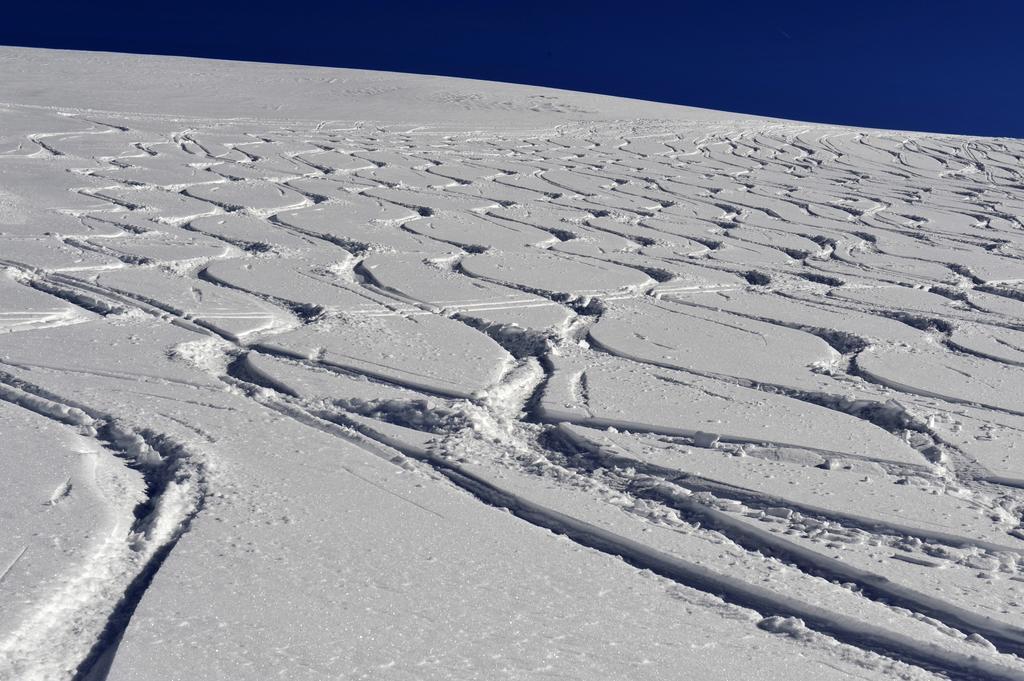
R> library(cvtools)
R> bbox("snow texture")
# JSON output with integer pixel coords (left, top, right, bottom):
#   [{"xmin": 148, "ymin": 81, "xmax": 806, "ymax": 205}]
[{"xmin": 2, "ymin": 47, "xmax": 1024, "ymax": 681}]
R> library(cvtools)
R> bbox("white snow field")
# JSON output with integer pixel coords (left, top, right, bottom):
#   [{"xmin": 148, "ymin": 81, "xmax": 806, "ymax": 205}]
[{"xmin": 2, "ymin": 46, "xmax": 1024, "ymax": 681}]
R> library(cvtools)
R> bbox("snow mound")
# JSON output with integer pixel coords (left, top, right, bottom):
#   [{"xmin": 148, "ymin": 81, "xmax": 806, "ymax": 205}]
[{"xmin": 2, "ymin": 47, "xmax": 1024, "ymax": 681}]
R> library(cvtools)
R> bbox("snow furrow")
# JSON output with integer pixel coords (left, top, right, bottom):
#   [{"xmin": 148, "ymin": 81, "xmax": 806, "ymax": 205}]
[{"xmin": 0, "ymin": 375, "xmax": 207, "ymax": 681}]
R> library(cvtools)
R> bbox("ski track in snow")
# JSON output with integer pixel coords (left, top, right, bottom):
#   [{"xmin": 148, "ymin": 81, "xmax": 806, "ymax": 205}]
[{"xmin": 3, "ymin": 47, "xmax": 1024, "ymax": 681}]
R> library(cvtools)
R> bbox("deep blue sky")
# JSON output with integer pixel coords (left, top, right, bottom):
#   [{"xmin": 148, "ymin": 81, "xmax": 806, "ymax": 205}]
[{"xmin": 3, "ymin": 1, "xmax": 1022, "ymax": 137}]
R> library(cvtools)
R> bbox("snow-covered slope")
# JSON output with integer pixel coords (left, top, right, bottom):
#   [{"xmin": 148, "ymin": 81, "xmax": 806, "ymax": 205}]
[{"xmin": 2, "ymin": 47, "xmax": 1024, "ymax": 681}]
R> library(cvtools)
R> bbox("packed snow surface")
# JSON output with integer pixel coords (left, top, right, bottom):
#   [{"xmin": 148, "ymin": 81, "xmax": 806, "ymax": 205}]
[{"xmin": 2, "ymin": 47, "xmax": 1024, "ymax": 680}]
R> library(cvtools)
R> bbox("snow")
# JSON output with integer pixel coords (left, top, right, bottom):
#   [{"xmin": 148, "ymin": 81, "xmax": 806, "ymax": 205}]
[{"xmin": 2, "ymin": 46, "xmax": 1024, "ymax": 680}]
